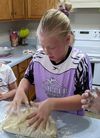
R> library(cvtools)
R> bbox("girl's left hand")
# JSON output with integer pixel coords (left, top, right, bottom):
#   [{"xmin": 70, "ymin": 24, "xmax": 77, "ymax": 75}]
[
  {"xmin": 26, "ymin": 99, "xmax": 52, "ymax": 130},
  {"xmin": 81, "ymin": 89, "xmax": 100, "ymax": 114}
]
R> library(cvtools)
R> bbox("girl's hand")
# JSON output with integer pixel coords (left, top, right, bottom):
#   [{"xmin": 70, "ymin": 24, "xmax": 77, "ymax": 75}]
[
  {"xmin": 81, "ymin": 89, "xmax": 100, "ymax": 113},
  {"xmin": 81, "ymin": 90, "xmax": 94, "ymax": 109},
  {"xmin": 26, "ymin": 99, "xmax": 53, "ymax": 130},
  {"xmin": 7, "ymin": 90, "xmax": 29, "ymax": 115}
]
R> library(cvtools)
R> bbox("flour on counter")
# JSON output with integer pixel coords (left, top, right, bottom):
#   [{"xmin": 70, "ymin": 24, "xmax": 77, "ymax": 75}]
[{"xmin": 2, "ymin": 105, "xmax": 57, "ymax": 138}]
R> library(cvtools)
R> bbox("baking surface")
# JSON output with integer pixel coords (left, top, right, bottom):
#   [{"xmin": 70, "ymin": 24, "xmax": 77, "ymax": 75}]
[{"xmin": 0, "ymin": 101, "xmax": 100, "ymax": 138}]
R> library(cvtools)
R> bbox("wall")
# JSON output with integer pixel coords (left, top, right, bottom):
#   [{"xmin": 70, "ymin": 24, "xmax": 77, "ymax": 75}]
[
  {"xmin": 0, "ymin": 20, "xmax": 39, "ymax": 46},
  {"xmin": 0, "ymin": 8, "xmax": 100, "ymax": 46},
  {"xmin": 70, "ymin": 8, "xmax": 100, "ymax": 30}
]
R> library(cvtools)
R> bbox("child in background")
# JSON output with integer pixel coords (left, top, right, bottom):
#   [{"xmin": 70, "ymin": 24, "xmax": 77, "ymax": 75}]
[{"xmin": 0, "ymin": 63, "xmax": 17, "ymax": 100}]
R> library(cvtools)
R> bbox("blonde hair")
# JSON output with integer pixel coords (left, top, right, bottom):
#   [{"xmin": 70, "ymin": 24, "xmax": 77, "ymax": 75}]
[{"xmin": 37, "ymin": 2, "xmax": 73, "ymax": 38}]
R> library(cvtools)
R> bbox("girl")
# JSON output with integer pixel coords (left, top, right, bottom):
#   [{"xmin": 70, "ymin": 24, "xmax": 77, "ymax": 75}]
[{"xmin": 8, "ymin": 2, "xmax": 92, "ymax": 129}]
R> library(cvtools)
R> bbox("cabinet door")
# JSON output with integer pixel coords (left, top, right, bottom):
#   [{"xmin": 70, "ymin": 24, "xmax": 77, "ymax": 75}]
[
  {"xmin": 28, "ymin": 0, "xmax": 48, "ymax": 19},
  {"xmin": 18, "ymin": 60, "xmax": 28, "ymax": 73},
  {"xmin": 13, "ymin": 0, "xmax": 26, "ymax": 19},
  {"xmin": 12, "ymin": 58, "xmax": 35, "ymax": 100},
  {"xmin": 0, "ymin": 0, "xmax": 12, "ymax": 20},
  {"xmin": 54, "ymin": 0, "xmax": 59, "ymax": 8},
  {"xmin": 47, "ymin": 0, "xmax": 58, "ymax": 9}
]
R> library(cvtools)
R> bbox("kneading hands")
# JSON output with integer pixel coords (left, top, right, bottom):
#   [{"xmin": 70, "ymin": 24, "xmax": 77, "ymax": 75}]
[
  {"xmin": 81, "ymin": 88, "xmax": 100, "ymax": 114},
  {"xmin": 8, "ymin": 92, "xmax": 53, "ymax": 130}
]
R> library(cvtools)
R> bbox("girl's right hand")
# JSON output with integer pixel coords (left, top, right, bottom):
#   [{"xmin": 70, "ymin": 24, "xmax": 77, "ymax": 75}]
[{"xmin": 7, "ymin": 90, "xmax": 29, "ymax": 115}]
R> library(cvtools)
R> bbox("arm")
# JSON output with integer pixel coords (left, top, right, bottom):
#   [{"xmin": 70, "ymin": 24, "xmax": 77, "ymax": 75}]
[
  {"xmin": 8, "ymin": 78, "xmax": 32, "ymax": 114},
  {"xmin": 13, "ymin": 78, "xmax": 32, "ymax": 104},
  {"xmin": 11, "ymin": 58, "xmax": 34, "ymax": 105},
  {"xmin": 26, "ymin": 95, "xmax": 82, "ymax": 129},
  {"xmin": 47, "ymin": 94, "xmax": 82, "ymax": 111},
  {"xmin": 0, "ymin": 81, "xmax": 17, "ymax": 100},
  {"xmin": 13, "ymin": 59, "xmax": 34, "ymax": 106}
]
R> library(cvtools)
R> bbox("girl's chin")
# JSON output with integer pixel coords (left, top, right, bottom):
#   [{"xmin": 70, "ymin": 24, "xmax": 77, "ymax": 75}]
[
  {"xmin": 49, "ymin": 56, "xmax": 55, "ymax": 60},
  {"xmin": 49, "ymin": 56, "xmax": 60, "ymax": 63},
  {"xmin": 49, "ymin": 58, "xmax": 59, "ymax": 63}
]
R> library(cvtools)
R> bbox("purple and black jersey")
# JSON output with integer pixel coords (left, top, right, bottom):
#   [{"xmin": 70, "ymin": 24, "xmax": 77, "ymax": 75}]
[{"xmin": 24, "ymin": 47, "xmax": 92, "ymax": 115}]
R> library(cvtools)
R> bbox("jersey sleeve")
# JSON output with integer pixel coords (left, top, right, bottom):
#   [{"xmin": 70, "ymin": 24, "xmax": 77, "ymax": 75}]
[
  {"xmin": 24, "ymin": 60, "xmax": 34, "ymax": 84},
  {"xmin": 74, "ymin": 55, "xmax": 92, "ymax": 95}
]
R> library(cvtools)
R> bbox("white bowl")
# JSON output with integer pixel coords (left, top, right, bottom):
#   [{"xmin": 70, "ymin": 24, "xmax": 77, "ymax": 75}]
[{"xmin": 0, "ymin": 47, "xmax": 14, "ymax": 56}]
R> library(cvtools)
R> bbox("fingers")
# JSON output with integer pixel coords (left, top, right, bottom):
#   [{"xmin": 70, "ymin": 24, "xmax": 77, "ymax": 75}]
[
  {"xmin": 24, "ymin": 100, "xmax": 30, "ymax": 109},
  {"xmin": 27, "ymin": 112, "xmax": 40, "ymax": 128},
  {"xmin": 33, "ymin": 102, "xmax": 39, "ymax": 107},
  {"xmin": 7, "ymin": 101, "xmax": 16, "ymax": 115},
  {"xmin": 29, "ymin": 116, "xmax": 46, "ymax": 130},
  {"xmin": 39, "ymin": 119, "xmax": 47, "ymax": 130},
  {"xmin": 26, "ymin": 112, "xmax": 37, "ymax": 120},
  {"xmin": 82, "ymin": 99, "xmax": 93, "ymax": 109},
  {"xmin": 81, "ymin": 99, "xmax": 87, "ymax": 104},
  {"xmin": 81, "ymin": 90, "xmax": 95, "ymax": 110},
  {"xmin": 7, "ymin": 101, "xmax": 19, "ymax": 115},
  {"xmin": 81, "ymin": 92, "xmax": 90, "ymax": 105},
  {"xmin": 29, "ymin": 101, "xmax": 39, "ymax": 108},
  {"xmin": 6, "ymin": 97, "xmax": 23, "ymax": 115},
  {"xmin": 82, "ymin": 90, "xmax": 92, "ymax": 98},
  {"xmin": 26, "ymin": 111, "xmax": 47, "ymax": 130},
  {"xmin": 33, "ymin": 117, "xmax": 43, "ymax": 130},
  {"xmin": 6, "ymin": 94, "xmax": 31, "ymax": 115},
  {"xmin": 23, "ymin": 95, "xmax": 30, "ymax": 107},
  {"xmin": 82, "ymin": 104, "xmax": 89, "ymax": 109},
  {"xmin": 95, "ymin": 88, "xmax": 100, "ymax": 97}
]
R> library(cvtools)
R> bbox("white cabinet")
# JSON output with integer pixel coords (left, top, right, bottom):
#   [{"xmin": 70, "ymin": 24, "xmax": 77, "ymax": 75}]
[{"xmin": 70, "ymin": 0, "xmax": 100, "ymax": 8}]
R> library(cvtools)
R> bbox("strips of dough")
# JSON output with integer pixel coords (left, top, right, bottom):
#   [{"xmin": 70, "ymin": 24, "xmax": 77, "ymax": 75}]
[{"xmin": 2, "ymin": 106, "xmax": 57, "ymax": 138}]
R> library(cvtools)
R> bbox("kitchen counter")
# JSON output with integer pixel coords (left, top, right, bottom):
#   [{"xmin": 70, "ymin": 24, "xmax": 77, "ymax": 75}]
[
  {"xmin": 1, "ymin": 45, "xmax": 100, "ymax": 67},
  {"xmin": 0, "ymin": 45, "xmax": 36, "ymax": 67},
  {"xmin": 0, "ymin": 101, "xmax": 100, "ymax": 138},
  {"xmin": 89, "ymin": 57, "xmax": 100, "ymax": 63}
]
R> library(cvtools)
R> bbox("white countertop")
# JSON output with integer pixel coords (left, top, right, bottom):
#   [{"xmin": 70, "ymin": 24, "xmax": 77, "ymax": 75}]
[
  {"xmin": 0, "ymin": 45, "xmax": 100, "ymax": 67},
  {"xmin": 0, "ymin": 101, "xmax": 100, "ymax": 138},
  {"xmin": 0, "ymin": 45, "xmax": 36, "ymax": 67}
]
